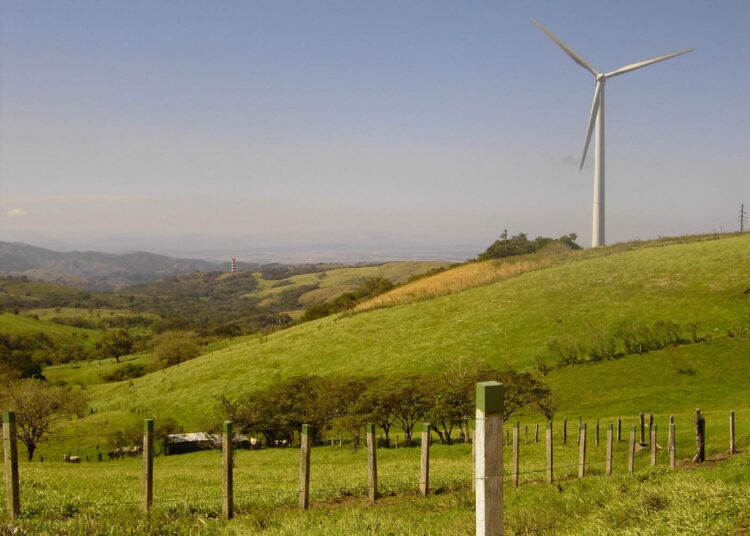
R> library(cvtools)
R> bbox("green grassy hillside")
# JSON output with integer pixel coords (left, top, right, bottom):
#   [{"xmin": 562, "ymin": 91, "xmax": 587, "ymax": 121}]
[
  {"xmin": 251, "ymin": 261, "xmax": 449, "ymax": 308},
  {"xmin": 0, "ymin": 312, "xmax": 101, "ymax": 348},
  {"xmin": 79, "ymin": 235, "xmax": 749, "ymax": 425}
]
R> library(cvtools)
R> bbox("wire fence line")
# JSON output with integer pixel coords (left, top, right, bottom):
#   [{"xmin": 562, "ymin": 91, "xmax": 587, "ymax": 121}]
[{"xmin": 3, "ymin": 408, "xmax": 744, "ymax": 525}]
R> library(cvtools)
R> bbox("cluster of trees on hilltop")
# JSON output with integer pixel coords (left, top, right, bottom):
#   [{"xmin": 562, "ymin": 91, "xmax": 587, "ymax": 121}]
[
  {"xmin": 214, "ymin": 363, "xmax": 554, "ymax": 449},
  {"xmin": 479, "ymin": 230, "xmax": 581, "ymax": 261}
]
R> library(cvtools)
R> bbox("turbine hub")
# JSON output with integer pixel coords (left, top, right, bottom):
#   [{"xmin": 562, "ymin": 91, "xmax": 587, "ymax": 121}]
[{"xmin": 596, "ymin": 73, "xmax": 606, "ymax": 82}]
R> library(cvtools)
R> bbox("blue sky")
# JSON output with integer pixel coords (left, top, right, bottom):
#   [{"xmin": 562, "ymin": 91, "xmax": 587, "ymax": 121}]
[{"xmin": 1, "ymin": 1, "xmax": 748, "ymax": 260}]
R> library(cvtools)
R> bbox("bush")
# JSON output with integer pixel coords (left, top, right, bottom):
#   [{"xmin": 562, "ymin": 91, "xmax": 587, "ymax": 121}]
[{"xmin": 102, "ymin": 363, "xmax": 148, "ymax": 382}]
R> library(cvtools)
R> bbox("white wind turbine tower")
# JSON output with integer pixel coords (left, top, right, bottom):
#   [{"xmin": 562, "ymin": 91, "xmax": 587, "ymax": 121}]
[{"xmin": 532, "ymin": 20, "xmax": 691, "ymax": 247}]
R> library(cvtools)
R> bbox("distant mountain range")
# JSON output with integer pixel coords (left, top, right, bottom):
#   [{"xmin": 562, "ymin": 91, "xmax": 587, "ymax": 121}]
[{"xmin": 0, "ymin": 241, "xmax": 248, "ymax": 289}]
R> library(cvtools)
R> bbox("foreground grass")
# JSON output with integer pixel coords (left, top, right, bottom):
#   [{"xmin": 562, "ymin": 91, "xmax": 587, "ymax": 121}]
[{"xmin": 3, "ymin": 429, "xmax": 750, "ymax": 535}]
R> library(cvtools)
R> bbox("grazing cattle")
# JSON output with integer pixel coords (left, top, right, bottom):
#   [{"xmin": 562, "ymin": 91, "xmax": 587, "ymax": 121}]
[
  {"xmin": 64, "ymin": 454, "xmax": 81, "ymax": 463},
  {"xmin": 106, "ymin": 446, "xmax": 142, "ymax": 460}
]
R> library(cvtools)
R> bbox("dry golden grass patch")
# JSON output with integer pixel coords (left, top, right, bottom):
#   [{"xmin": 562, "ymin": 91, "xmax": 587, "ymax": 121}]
[{"xmin": 354, "ymin": 252, "xmax": 574, "ymax": 312}]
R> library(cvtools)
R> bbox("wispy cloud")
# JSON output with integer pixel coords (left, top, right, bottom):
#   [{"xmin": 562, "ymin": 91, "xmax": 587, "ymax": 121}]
[
  {"xmin": 7, "ymin": 208, "xmax": 27, "ymax": 217},
  {"xmin": 45, "ymin": 194, "xmax": 139, "ymax": 203}
]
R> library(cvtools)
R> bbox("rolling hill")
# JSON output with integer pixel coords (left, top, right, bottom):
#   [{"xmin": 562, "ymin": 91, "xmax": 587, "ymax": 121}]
[
  {"xmin": 78, "ymin": 234, "xmax": 750, "ymax": 426},
  {"xmin": 0, "ymin": 241, "xmax": 230, "ymax": 289}
]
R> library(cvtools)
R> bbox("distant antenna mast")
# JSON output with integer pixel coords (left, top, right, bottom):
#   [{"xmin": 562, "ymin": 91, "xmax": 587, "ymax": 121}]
[
  {"xmin": 231, "ymin": 259, "xmax": 236, "ymax": 273},
  {"xmin": 741, "ymin": 204, "xmax": 747, "ymax": 233}
]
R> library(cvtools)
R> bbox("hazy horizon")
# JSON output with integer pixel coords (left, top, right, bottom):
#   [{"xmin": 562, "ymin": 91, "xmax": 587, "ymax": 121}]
[{"xmin": 2, "ymin": 1, "xmax": 748, "ymax": 260}]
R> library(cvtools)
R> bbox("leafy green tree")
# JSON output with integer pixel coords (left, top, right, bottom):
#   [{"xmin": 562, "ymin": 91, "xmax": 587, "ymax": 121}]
[
  {"xmin": 2, "ymin": 379, "xmax": 88, "ymax": 460},
  {"xmin": 95, "ymin": 329, "xmax": 134, "ymax": 363}
]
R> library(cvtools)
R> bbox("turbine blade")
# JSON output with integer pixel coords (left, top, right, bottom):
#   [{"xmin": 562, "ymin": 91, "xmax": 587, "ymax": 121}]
[
  {"xmin": 531, "ymin": 19, "xmax": 599, "ymax": 77},
  {"xmin": 580, "ymin": 81, "xmax": 603, "ymax": 170},
  {"xmin": 605, "ymin": 49, "xmax": 692, "ymax": 78}
]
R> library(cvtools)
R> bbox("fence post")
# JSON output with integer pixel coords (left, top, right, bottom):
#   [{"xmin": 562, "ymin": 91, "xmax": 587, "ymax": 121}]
[
  {"xmin": 694, "ymin": 409, "xmax": 705, "ymax": 463},
  {"xmin": 578, "ymin": 423, "xmax": 587, "ymax": 479},
  {"xmin": 606, "ymin": 423, "xmax": 613, "ymax": 476},
  {"xmin": 648, "ymin": 414, "xmax": 654, "ymax": 445},
  {"xmin": 667, "ymin": 415, "xmax": 674, "ymax": 457},
  {"xmin": 512, "ymin": 422, "xmax": 520, "ymax": 488},
  {"xmin": 628, "ymin": 425, "xmax": 636, "ymax": 475},
  {"xmin": 651, "ymin": 424, "xmax": 658, "ymax": 466},
  {"xmin": 639, "ymin": 413, "xmax": 645, "ymax": 444},
  {"xmin": 595, "ymin": 418, "xmax": 600, "ymax": 448},
  {"xmin": 617, "ymin": 417, "xmax": 622, "ymax": 442},
  {"xmin": 3, "ymin": 411, "xmax": 20, "ymax": 519},
  {"xmin": 546, "ymin": 420, "xmax": 553, "ymax": 484},
  {"xmin": 299, "ymin": 423, "xmax": 312, "ymax": 509},
  {"xmin": 366, "ymin": 423, "xmax": 378, "ymax": 501},
  {"xmin": 535, "ymin": 423, "xmax": 539, "ymax": 443},
  {"xmin": 141, "ymin": 418, "xmax": 154, "ymax": 514},
  {"xmin": 730, "ymin": 411, "xmax": 736, "ymax": 455},
  {"xmin": 669, "ymin": 422, "xmax": 676, "ymax": 470},
  {"xmin": 420, "ymin": 423, "xmax": 431, "ymax": 497},
  {"xmin": 475, "ymin": 381, "xmax": 504, "ymax": 536},
  {"xmin": 563, "ymin": 417, "xmax": 567, "ymax": 445},
  {"xmin": 222, "ymin": 420, "xmax": 234, "ymax": 519},
  {"xmin": 577, "ymin": 417, "xmax": 581, "ymax": 446}
]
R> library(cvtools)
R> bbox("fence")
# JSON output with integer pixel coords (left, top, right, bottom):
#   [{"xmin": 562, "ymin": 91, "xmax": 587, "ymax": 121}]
[{"xmin": 1, "ymin": 402, "xmax": 745, "ymax": 532}]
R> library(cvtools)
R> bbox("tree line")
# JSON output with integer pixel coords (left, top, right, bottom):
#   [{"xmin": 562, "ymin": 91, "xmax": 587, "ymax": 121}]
[{"xmin": 215, "ymin": 362, "xmax": 554, "ymax": 449}]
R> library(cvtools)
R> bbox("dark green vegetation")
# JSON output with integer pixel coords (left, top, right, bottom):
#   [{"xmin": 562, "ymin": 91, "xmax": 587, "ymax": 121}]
[
  {"xmin": 217, "ymin": 366, "xmax": 552, "ymax": 447},
  {"xmin": 478, "ymin": 230, "xmax": 581, "ymax": 260}
]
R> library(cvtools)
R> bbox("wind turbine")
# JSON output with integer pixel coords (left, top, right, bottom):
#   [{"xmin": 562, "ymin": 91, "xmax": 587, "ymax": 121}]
[{"xmin": 532, "ymin": 20, "xmax": 691, "ymax": 247}]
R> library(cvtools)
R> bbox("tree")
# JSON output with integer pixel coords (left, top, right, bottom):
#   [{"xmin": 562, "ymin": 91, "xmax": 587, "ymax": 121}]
[
  {"xmin": 95, "ymin": 329, "xmax": 134, "ymax": 363},
  {"xmin": 386, "ymin": 374, "xmax": 430, "ymax": 445},
  {"xmin": 2, "ymin": 379, "xmax": 88, "ymax": 460},
  {"xmin": 153, "ymin": 331, "xmax": 201, "ymax": 367}
]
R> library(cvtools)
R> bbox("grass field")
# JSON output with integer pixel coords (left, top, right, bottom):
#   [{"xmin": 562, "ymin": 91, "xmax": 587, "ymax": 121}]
[
  {"xmin": 0, "ymin": 312, "xmax": 102, "ymax": 348},
  {"xmin": 7, "ymin": 234, "xmax": 750, "ymax": 533},
  {"xmin": 4, "ymin": 410, "xmax": 749, "ymax": 534},
  {"xmin": 67, "ymin": 234, "xmax": 750, "ymax": 426}
]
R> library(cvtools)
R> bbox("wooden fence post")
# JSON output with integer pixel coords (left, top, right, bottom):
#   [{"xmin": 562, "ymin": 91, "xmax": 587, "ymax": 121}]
[
  {"xmin": 669, "ymin": 422, "xmax": 676, "ymax": 470},
  {"xmin": 595, "ymin": 418, "xmax": 600, "ymax": 448},
  {"xmin": 3, "ymin": 411, "xmax": 20, "ymax": 519},
  {"xmin": 512, "ymin": 422, "xmax": 520, "ymax": 488},
  {"xmin": 628, "ymin": 425, "xmax": 636, "ymax": 475},
  {"xmin": 667, "ymin": 415, "xmax": 674, "ymax": 457},
  {"xmin": 222, "ymin": 420, "xmax": 234, "ymax": 519},
  {"xmin": 648, "ymin": 414, "xmax": 654, "ymax": 444},
  {"xmin": 141, "ymin": 418, "xmax": 154, "ymax": 514},
  {"xmin": 563, "ymin": 417, "xmax": 567, "ymax": 445},
  {"xmin": 299, "ymin": 423, "xmax": 312, "ymax": 509},
  {"xmin": 617, "ymin": 417, "xmax": 622, "ymax": 442},
  {"xmin": 535, "ymin": 423, "xmax": 539, "ymax": 443},
  {"xmin": 475, "ymin": 381, "xmax": 504, "ymax": 536},
  {"xmin": 651, "ymin": 424, "xmax": 658, "ymax": 466},
  {"xmin": 366, "ymin": 423, "xmax": 378, "ymax": 501},
  {"xmin": 694, "ymin": 409, "xmax": 705, "ymax": 463},
  {"xmin": 639, "ymin": 413, "xmax": 645, "ymax": 444},
  {"xmin": 606, "ymin": 423, "xmax": 613, "ymax": 476},
  {"xmin": 730, "ymin": 411, "xmax": 736, "ymax": 455},
  {"xmin": 578, "ymin": 423, "xmax": 587, "ymax": 479},
  {"xmin": 420, "ymin": 423, "xmax": 430, "ymax": 497},
  {"xmin": 546, "ymin": 419, "xmax": 553, "ymax": 484}
]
